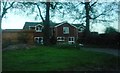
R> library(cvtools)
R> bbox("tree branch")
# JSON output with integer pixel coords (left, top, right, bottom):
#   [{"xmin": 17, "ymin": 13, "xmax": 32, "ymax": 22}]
[
  {"xmin": 81, "ymin": 2, "xmax": 85, "ymax": 4},
  {"xmin": 90, "ymin": 0, "xmax": 98, "ymax": 7},
  {"xmin": 36, "ymin": 4, "xmax": 45, "ymax": 22},
  {"xmin": 6, "ymin": 2, "xmax": 15, "ymax": 10},
  {"xmin": 50, "ymin": 2, "xmax": 58, "ymax": 9},
  {"xmin": 2, "ymin": 2, "xmax": 15, "ymax": 18}
]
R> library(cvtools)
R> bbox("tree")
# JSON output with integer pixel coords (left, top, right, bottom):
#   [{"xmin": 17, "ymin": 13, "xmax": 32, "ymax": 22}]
[
  {"xmin": 79, "ymin": 0, "xmax": 117, "ymax": 36},
  {"xmin": 105, "ymin": 27, "xmax": 118, "ymax": 34},
  {"xmin": 44, "ymin": 1, "xmax": 50, "ymax": 45},
  {"xmin": 56, "ymin": 1, "xmax": 117, "ymax": 36},
  {"xmin": 85, "ymin": 0, "xmax": 90, "ymax": 36},
  {"xmin": 1, "ymin": 2, "xmax": 15, "ymax": 19},
  {"xmin": 0, "ymin": 1, "xmax": 15, "ymax": 30},
  {"xmin": 17, "ymin": 1, "xmax": 58, "ymax": 45}
]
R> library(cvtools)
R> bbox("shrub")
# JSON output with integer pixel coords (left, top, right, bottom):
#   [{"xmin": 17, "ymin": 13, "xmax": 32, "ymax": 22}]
[
  {"xmin": 50, "ymin": 36, "xmax": 57, "ymax": 45},
  {"xmin": 55, "ymin": 43, "xmax": 81, "ymax": 49}
]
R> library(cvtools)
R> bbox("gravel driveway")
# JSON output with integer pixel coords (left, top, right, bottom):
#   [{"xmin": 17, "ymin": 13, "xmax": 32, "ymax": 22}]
[{"xmin": 81, "ymin": 47, "xmax": 120, "ymax": 56}]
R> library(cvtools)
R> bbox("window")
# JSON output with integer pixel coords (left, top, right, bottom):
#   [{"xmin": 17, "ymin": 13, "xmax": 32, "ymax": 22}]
[
  {"xmin": 34, "ymin": 37, "xmax": 43, "ymax": 44},
  {"xmin": 68, "ymin": 37, "xmax": 75, "ymax": 44},
  {"xmin": 29, "ymin": 26, "xmax": 35, "ymax": 30},
  {"xmin": 35, "ymin": 26, "xmax": 42, "ymax": 32},
  {"xmin": 57, "ymin": 37, "xmax": 65, "ymax": 41},
  {"xmin": 79, "ymin": 27, "xmax": 84, "ymax": 32},
  {"xmin": 63, "ymin": 27, "xmax": 69, "ymax": 34}
]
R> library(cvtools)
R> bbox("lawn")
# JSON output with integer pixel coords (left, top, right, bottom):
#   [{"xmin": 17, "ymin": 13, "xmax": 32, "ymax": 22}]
[{"xmin": 2, "ymin": 46, "xmax": 120, "ymax": 71}]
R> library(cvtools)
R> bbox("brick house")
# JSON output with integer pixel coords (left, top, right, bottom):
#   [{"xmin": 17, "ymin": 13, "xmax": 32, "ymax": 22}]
[
  {"xmin": 23, "ymin": 21, "xmax": 85, "ymax": 44},
  {"xmin": 54, "ymin": 22, "xmax": 78, "ymax": 44}
]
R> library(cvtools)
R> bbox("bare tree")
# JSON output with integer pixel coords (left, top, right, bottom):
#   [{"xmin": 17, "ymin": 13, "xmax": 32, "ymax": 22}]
[
  {"xmin": 18, "ymin": 1, "xmax": 58, "ymax": 45},
  {"xmin": 0, "ymin": 1, "xmax": 15, "ymax": 30},
  {"xmin": 57, "ymin": 1, "xmax": 117, "ymax": 36},
  {"xmin": 1, "ymin": 2, "xmax": 15, "ymax": 18}
]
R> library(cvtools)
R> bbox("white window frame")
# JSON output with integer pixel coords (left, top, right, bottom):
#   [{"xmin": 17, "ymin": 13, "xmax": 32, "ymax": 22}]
[
  {"xmin": 63, "ymin": 27, "xmax": 69, "ymax": 34},
  {"xmin": 34, "ymin": 37, "xmax": 43, "ymax": 44},
  {"xmin": 68, "ymin": 37, "xmax": 75, "ymax": 44},
  {"xmin": 57, "ymin": 37, "xmax": 65, "ymax": 41},
  {"xmin": 78, "ymin": 27, "xmax": 85, "ymax": 32},
  {"xmin": 35, "ymin": 25, "xmax": 43, "ymax": 32}
]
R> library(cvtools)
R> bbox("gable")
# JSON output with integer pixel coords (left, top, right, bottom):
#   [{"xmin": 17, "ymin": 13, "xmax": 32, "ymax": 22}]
[{"xmin": 54, "ymin": 22, "xmax": 77, "ymax": 29}]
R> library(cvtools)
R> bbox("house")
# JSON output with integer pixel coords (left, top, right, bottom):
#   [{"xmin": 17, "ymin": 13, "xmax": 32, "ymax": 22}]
[
  {"xmin": 23, "ymin": 21, "xmax": 85, "ymax": 44},
  {"xmin": 54, "ymin": 22, "xmax": 78, "ymax": 44},
  {"xmin": 23, "ymin": 22, "xmax": 44, "ymax": 44}
]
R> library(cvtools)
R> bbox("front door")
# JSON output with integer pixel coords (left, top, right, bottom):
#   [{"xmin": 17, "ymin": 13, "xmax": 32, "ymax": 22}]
[{"xmin": 68, "ymin": 37, "xmax": 75, "ymax": 44}]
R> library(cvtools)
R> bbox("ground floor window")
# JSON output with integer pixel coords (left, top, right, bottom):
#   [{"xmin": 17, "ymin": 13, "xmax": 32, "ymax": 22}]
[
  {"xmin": 57, "ymin": 37, "xmax": 65, "ymax": 41},
  {"xmin": 68, "ymin": 37, "xmax": 75, "ymax": 44},
  {"xmin": 34, "ymin": 37, "xmax": 43, "ymax": 44}
]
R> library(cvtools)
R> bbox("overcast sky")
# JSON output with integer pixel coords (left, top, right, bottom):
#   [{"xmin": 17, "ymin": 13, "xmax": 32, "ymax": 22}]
[{"xmin": 1, "ymin": 1, "xmax": 119, "ymax": 33}]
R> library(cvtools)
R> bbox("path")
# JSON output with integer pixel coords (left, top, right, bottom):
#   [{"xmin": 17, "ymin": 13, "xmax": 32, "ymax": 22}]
[{"xmin": 81, "ymin": 47, "xmax": 120, "ymax": 56}]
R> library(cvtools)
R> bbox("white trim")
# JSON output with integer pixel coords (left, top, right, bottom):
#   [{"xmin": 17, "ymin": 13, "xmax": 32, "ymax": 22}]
[
  {"xmin": 57, "ymin": 37, "xmax": 65, "ymax": 41},
  {"xmin": 54, "ymin": 22, "xmax": 77, "ymax": 29},
  {"xmin": 35, "ymin": 25, "xmax": 43, "ymax": 32},
  {"xmin": 78, "ymin": 26, "xmax": 85, "ymax": 32},
  {"xmin": 63, "ymin": 27, "xmax": 69, "ymax": 34},
  {"xmin": 68, "ymin": 37, "xmax": 75, "ymax": 44},
  {"xmin": 35, "ymin": 24, "xmax": 44, "ymax": 27}
]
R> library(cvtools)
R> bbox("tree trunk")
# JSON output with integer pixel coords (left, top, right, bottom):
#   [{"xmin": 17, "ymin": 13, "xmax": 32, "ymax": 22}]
[
  {"xmin": 43, "ymin": 1, "xmax": 50, "ymax": 45},
  {"xmin": 0, "ymin": 1, "xmax": 2, "ymax": 72},
  {"xmin": 85, "ymin": 1, "xmax": 90, "ymax": 37}
]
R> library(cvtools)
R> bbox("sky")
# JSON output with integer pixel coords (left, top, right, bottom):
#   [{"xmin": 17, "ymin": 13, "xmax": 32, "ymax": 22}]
[{"xmin": 1, "ymin": 1, "xmax": 119, "ymax": 34}]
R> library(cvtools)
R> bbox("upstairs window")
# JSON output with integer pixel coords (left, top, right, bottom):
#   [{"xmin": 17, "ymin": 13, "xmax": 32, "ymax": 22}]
[
  {"xmin": 36, "ymin": 26, "xmax": 42, "ymax": 32},
  {"xmin": 63, "ymin": 27, "xmax": 69, "ymax": 34},
  {"xmin": 29, "ymin": 26, "xmax": 35, "ymax": 30},
  {"xmin": 78, "ymin": 27, "xmax": 85, "ymax": 32}
]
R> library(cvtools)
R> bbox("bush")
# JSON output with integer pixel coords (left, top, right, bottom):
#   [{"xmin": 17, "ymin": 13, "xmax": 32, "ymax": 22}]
[
  {"xmin": 77, "ymin": 33, "xmax": 120, "ymax": 48},
  {"xmin": 55, "ymin": 43, "xmax": 81, "ymax": 49},
  {"xmin": 50, "ymin": 36, "xmax": 57, "ymax": 45}
]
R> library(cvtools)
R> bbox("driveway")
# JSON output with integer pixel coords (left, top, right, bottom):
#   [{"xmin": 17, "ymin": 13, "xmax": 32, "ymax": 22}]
[{"xmin": 81, "ymin": 47, "xmax": 120, "ymax": 56}]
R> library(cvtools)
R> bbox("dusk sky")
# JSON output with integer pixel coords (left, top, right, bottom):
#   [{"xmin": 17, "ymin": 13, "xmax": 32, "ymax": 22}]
[{"xmin": 1, "ymin": 0, "xmax": 119, "ymax": 33}]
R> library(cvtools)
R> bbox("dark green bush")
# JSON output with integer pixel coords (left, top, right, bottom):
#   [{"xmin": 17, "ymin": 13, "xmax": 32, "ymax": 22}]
[{"xmin": 55, "ymin": 43, "xmax": 81, "ymax": 49}]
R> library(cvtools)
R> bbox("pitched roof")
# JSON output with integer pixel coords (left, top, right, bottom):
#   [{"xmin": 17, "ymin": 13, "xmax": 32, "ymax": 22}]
[
  {"xmin": 72, "ymin": 23, "xmax": 85, "ymax": 28},
  {"xmin": 2, "ymin": 29, "xmax": 22, "ymax": 31},
  {"xmin": 23, "ymin": 22, "xmax": 42, "ymax": 30},
  {"xmin": 23, "ymin": 21, "xmax": 85, "ymax": 29},
  {"xmin": 54, "ymin": 22, "xmax": 78, "ymax": 28}
]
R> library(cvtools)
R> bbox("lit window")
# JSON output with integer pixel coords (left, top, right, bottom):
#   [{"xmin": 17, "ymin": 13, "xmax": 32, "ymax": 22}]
[{"xmin": 63, "ymin": 27, "xmax": 69, "ymax": 34}]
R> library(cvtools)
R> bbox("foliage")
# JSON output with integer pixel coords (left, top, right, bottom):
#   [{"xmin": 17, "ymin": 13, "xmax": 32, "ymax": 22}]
[
  {"xmin": 50, "ymin": 36, "xmax": 57, "ymax": 45},
  {"xmin": 77, "ymin": 32, "xmax": 119, "ymax": 48},
  {"xmin": 55, "ymin": 43, "xmax": 81, "ymax": 49},
  {"xmin": 105, "ymin": 27, "xmax": 118, "ymax": 34}
]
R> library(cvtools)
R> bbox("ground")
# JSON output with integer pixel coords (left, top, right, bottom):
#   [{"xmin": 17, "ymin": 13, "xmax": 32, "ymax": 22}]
[{"xmin": 2, "ymin": 45, "xmax": 120, "ymax": 71}]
